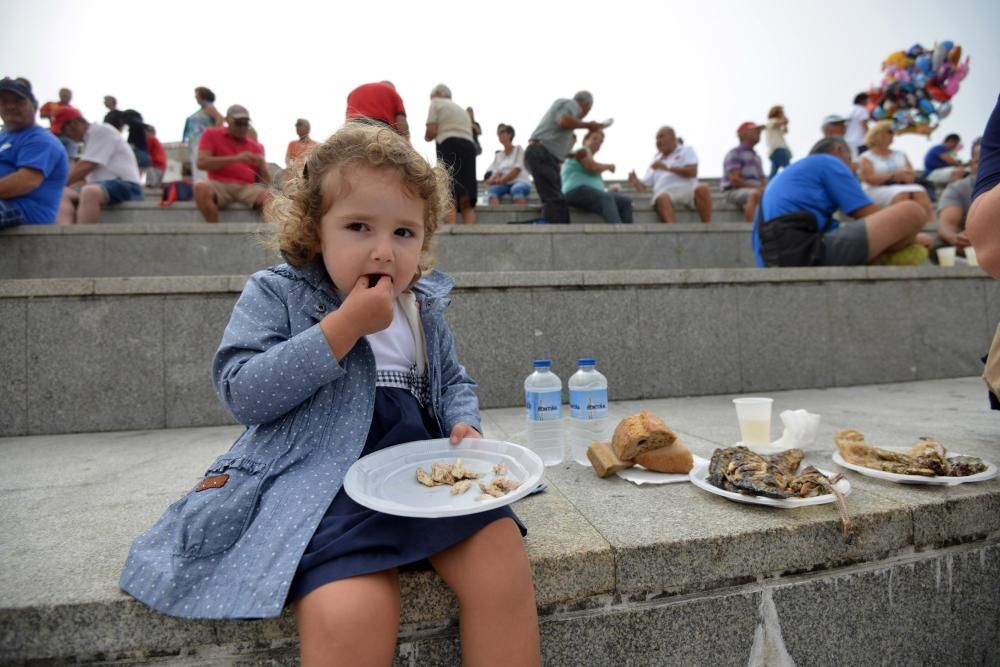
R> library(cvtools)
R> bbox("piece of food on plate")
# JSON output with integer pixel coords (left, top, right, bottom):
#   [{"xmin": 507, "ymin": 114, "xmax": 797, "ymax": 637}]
[
  {"xmin": 835, "ymin": 429, "xmax": 987, "ymax": 477},
  {"xmin": 450, "ymin": 479, "xmax": 473, "ymax": 495},
  {"xmin": 611, "ymin": 410, "xmax": 678, "ymax": 461},
  {"xmin": 477, "ymin": 477, "xmax": 521, "ymax": 499},
  {"xmin": 417, "ymin": 458, "xmax": 483, "ymax": 488},
  {"xmin": 492, "ymin": 462, "xmax": 507, "ymax": 476},
  {"xmin": 708, "ymin": 445, "xmax": 855, "ymax": 542},
  {"xmin": 634, "ymin": 440, "xmax": 694, "ymax": 474}
]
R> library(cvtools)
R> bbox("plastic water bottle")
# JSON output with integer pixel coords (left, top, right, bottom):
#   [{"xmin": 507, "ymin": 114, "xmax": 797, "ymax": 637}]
[
  {"xmin": 567, "ymin": 358, "xmax": 609, "ymax": 465},
  {"xmin": 524, "ymin": 359, "xmax": 564, "ymax": 466}
]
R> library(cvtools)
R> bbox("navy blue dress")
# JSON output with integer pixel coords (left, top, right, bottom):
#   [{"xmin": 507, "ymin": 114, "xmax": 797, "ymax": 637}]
[{"xmin": 286, "ymin": 387, "xmax": 526, "ymax": 603}]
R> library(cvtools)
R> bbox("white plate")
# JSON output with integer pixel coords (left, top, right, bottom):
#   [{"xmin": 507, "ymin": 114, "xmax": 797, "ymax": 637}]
[
  {"xmin": 616, "ymin": 455, "xmax": 710, "ymax": 485},
  {"xmin": 832, "ymin": 450, "xmax": 998, "ymax": 486},
  {"xmin": 343, "ymin": 438, "xmax": 544, "ymax": 518},
  {"xmin": 688, "ymin": 461, "xmax": 851, "ymax": 508}
]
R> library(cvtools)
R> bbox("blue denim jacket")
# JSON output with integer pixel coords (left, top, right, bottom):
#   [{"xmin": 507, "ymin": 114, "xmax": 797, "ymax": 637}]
[{"xmin": 119, "ymin": 260, "xmax": 480, "ymax": 619}]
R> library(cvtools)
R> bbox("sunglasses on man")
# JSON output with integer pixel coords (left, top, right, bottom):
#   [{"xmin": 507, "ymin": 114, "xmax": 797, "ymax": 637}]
[{"xmin": 233, "ymin": 118, "xmax": 251, "ymax": 127}]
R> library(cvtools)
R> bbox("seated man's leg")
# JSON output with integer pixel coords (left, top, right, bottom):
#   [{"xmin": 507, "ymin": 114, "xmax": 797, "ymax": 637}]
[
  {"xmin": 564, "ymin": 186, "xmax": 608, "ymax": 221},
  {"xmin": 653, "ymin": 192, "xmax": 676, "ymax": 223},
  {"xmin": 889, "ymin": 189, "xmax": 934, "ymax": 226},
  {"xmin": 693, "ymin": 183, "xmax": 713, "ymax": 223},
  {"xmin": 76, "ymin": 184, "xmax": 108, "ymax": 224},
  {"xmin": 57, "ymin": 187, "xmax": 80, "ymax": 225},
  {"xmin": 863, "ymin": 200, "xmax": 927, "ymax": 261},
  {"xmin": 194, "ymin": 181, "xmax": 221, "ymax": 223},
  {"xmin": 0, "ymin": 200, "xmax": 26, "ymax": 230},
  {"xmin": 743, "ymin": 188, "xmax": 761, "ymax": 223},
  {"xmin": 613, "ymin": 192, "xmax": 633, "ymax": 224},
  {"xmin": 510, "ymin": 182, "xmax": 530, "ymax": 205}
]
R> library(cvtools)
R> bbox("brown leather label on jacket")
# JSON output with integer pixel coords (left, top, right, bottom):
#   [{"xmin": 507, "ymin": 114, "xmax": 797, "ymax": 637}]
[{"xmin": 195, "ymin": 473, "xmax": 230, "ymax": 492}]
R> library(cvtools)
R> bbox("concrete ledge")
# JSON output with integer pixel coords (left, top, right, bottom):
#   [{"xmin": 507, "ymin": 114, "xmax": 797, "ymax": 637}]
[
  {"xmin": 1, "ymin": 268, "xmax": 995, "ymax": 436},
  {"xmin": 1, "ymin": 379, "xmax": 997, "ymax": 664}
]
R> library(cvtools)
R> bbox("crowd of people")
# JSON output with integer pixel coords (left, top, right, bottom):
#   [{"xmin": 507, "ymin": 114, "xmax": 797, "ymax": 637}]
[{"xmin": 1, "ymin": 75, "xmax": 997, "ymax": 272}]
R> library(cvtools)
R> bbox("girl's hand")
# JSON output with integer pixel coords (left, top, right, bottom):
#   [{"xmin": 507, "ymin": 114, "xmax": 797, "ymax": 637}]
[
  {"xmin": 339, "ymin": 274, "xmax": 395, "ymax": 337},
  {"xmin": 449, "ymin": 422, "xmax": 481, "ymax": 445}
]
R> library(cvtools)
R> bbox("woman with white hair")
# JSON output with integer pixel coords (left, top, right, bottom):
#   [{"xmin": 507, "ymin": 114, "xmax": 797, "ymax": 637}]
[
  {"xmin": 425, "ymin": 83, "xmax": 478, "ymax": 224},
  {"xmin": 858, "ymin": 120, "xmax": 933, "ymax": 222}
]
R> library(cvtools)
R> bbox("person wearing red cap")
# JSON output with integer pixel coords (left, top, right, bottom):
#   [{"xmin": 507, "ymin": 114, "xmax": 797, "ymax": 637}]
[
  {"xmin": 56, "ymin": 109, "xmax": 144, "ymax": 224},
  {"xmin": 194, "ymin": 104, "xmax": 271, "ymax": 223},
  {"xmin": 0, "ymin": 77, "xmax": 69, "ymax": 227},
  {"xmin": 722, "ymin": 122, "xmax": 767, "ymax": 222}
]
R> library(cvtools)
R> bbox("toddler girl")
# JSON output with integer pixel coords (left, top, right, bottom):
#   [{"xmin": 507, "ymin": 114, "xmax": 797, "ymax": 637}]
[{"xmin": 120, "ymin": 122, "xmax": 541, "ymax": 666}]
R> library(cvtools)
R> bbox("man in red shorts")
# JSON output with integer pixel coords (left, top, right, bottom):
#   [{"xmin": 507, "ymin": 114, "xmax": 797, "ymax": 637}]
[{"xmin": 194, "ymin": 104, "xmax": 270, "ymax": 223}]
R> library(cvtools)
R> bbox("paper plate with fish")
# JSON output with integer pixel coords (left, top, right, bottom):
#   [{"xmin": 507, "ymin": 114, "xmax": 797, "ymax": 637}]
[
  {"xmin": 689, "ymin": 446, "xmax": 851, "ymax": 509},
  {"xmin": 832, "ymin": 429, "xmax": 997, "ymax": 486}
]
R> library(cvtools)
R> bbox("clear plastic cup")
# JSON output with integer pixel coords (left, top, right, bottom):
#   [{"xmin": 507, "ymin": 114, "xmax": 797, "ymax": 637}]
[
  {"xmin": 938, "ymin": 246, "xmax": 956, "ymax": 267},
  {"xmin": 965, "ymin": 247, "xmax": 978, "ymax": 267},
  {"xmin": 732, "ymin": 397, "xmax": 773, "ymax": 445}
]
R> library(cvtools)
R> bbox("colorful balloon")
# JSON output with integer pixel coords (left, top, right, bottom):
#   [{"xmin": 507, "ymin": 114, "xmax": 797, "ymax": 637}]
[{"xmin": 937, "ymin": 101, "xmax": 953, "ymax": 119}]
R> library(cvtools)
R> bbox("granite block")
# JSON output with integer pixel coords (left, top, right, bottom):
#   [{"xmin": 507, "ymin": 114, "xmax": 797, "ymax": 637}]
[
  {"xmin": 436, "ymin": 233, "xmax": 551, "ymax": 272},
  {"xmin": 164, "ymin": 295, "xmax": 239, "ymax": 428},
  {"xmin": 552, "ymin": 231, "xmax": 679, "ymax": 271},
  {"xmin": 827, "ymin": 281, "xmax": 916, "ymax": 386},
  {"xmin": 911, "ymin": 279, "xmax": 990, "ymax": 379},
  {"xmin": 14, "ymin": 233, "xmax": 107, "ymax": 279},
  {"xmin": 446, "ymin": 290, "xmax": 535, "ymax": 409},
  {"xmin": 772, "ymin": 542, "xmax": 1000, "ymax": 666},
  {"xmin": 543, "ymin": 462, "xmax": 911, "ymax": 596},
  {"xmin": 736, "ymin": 282, "xmax": 833, "ymax": 392},
  {"xmin": 26, "ymin": 296, "xmax": 165, "ymax": 434},
  {"xmin": 637, "ymin": 285, "xmax": 743, "ymax": 397},
  {"xmin": 0, "ymin": 300, "xmax": 26, "ymax": 436},
  {"xmin": 531, "ymin": 288, "xmax": 643, "ymax": 400}
]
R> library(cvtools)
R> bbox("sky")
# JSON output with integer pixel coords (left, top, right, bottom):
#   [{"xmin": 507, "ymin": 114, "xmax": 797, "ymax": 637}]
[{"xmin": 4, "ymin": 0, "xmax": 998, "ymax": 178}]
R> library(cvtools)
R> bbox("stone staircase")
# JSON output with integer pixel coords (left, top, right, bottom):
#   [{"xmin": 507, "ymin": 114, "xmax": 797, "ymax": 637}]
[{"xmin": 1, "ymin": 179, "xmax": 998, "ymax": 665}]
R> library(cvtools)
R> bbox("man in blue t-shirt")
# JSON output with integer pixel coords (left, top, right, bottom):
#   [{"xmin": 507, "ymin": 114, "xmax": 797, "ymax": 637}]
[
  {"xmin": 923, "ymin": 134, "xmax": 964, "ymax": 185},
  {"xmin": 0, "ymin": 77, "xmax": 69, "ymax": 229},
  {"xmin": 753, "ymin": 137, "xmax": 930, "ymax": 267}
]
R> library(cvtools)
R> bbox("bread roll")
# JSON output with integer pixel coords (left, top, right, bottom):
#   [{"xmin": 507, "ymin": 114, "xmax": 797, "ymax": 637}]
[
  {"xmin": 611, "ymin": 410, "xmax": 677, "ymax": 461},
  {"xmin": 586, "ymin": 441, "xmax": 633, "ymax": 478},
  {"xmin": 634, "ymin": 441, "xmax": 693, "ymax": 474}
]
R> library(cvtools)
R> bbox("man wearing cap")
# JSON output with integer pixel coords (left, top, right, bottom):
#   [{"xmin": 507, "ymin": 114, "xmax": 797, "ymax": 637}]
[
  {"xmin": 345, "ymin": 81, "xmax": 410, "ymax": 140},
  {"xmin": 821, "ymin": 114, "xmax": 848, "ymax": 139},
  {"xmin": 56, "ymin": 107, "xmax": 144, "ymax": 224},
  {"xmin": 194, "ymin": 104, "xmax": 270, "ymax": 223},
  {"xmin": 0, "ymin": 78, "xmax": 69, "ymax": 228},
  {"xmin": 722, "ymin": 122, "xmax": 767, "ymax": 222},
  {"xmin": 524, "ymin": 91, "xmax": 606, "ymax": 224}
]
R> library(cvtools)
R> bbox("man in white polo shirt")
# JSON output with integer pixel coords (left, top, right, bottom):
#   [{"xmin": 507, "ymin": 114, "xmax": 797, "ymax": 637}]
[
  {"xmin": 628, "ymin": 126, "xmax": 712, "ymax": 223},
  {"xmin": 57, "ymin": 108, "xmax": 142, "ymax": 224}
]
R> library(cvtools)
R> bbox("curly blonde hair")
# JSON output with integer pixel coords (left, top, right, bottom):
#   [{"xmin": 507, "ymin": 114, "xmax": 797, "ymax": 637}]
[{"xmin": 266, "ymin": 122, "xmax": 451, "ymax": 275}]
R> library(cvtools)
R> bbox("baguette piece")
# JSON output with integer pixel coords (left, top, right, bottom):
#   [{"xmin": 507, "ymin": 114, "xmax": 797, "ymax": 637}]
[
  {"xmin": 611, "ymin": 410, "xmax": 678, "ymax": 461},
  {"xmin": 634, "ymin": 441, "xmax": 694, "ymax": 474},
  {"xmin": 587, "ymin": 441, "xmax": 633, "ymax": 478}
]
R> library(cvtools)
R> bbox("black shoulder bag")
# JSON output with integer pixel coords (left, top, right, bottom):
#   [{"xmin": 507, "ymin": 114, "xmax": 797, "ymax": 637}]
[{"xmin": 757, "ymin": 191, "xmax": 826, "ymax": 267}]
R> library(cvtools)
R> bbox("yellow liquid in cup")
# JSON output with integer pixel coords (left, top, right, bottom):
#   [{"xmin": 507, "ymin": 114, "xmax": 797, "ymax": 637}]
[{"xmin": 739, "ymin": 419, "xmax": 771, "ymax": 445}]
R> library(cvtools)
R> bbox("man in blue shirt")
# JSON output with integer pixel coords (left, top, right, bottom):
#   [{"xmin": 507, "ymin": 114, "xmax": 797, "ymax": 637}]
[
  {"xmin": 923, "ymin": 133, "xmax": 964, "ymax": 185},
  {"xmin": 0, "ymin": 77, "xmax": 69, "ymax": 229},
  {"xmin": 753, "ymin": 137, "xmax": 930, "ymax": 266}
]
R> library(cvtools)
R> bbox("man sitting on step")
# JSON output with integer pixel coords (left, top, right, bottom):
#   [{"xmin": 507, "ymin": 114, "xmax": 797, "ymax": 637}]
[
  {"xmin": 722, "ymin": 121, "xmax": 767, "ymax": 223},
  {"xmin": 752, "ymin": 137, "xmax": 931, "ymax": 267},
  {"xmin": 194, "ymin": 104, "xmax": 271, "ymax": 223},
  {"xmin": 0, "ymin": 77, "xmax": 69, "ymax": 229},
  {"xmin": 56, "ymin": 108, "xmax": 144, "ymax": 224},
  {"xmin": 628, "ymin": 125, "xmax": 712, "ymax": 223}
]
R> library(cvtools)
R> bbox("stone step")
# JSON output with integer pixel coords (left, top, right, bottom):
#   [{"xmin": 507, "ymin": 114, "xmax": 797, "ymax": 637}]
[
  {"xmin": 1, "ymin": 378, "xmax": 998, "ymax": 665},
  {"xmin": 94, "ymin": 200, "xmax": 744, "ymax": 224},
  {"xmin": 0, "ymin": 223, "xmax": 762, "ymax": 279},
  {"xmin": 1, "ymin": 266, "xmax": 993, "ymax": 437}
]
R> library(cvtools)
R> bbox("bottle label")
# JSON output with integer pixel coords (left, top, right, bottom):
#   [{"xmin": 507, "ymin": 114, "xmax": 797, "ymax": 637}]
[
  {"xmin": 525, "ymin": 390, "xmax": 562, "ymax": 421},
  {"xmin": 569, "ymin": 389, "xmax": 608, "ymax": 420}
]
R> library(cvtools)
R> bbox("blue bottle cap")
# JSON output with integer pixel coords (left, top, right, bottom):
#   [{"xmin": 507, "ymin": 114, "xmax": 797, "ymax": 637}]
[
  {"xmin": 577, "ymin": 358, "xmax": 596, "ymax": 366},
  {"xmin": 533, "ymin": 359, "xmax": 552, "ymax": 368}
]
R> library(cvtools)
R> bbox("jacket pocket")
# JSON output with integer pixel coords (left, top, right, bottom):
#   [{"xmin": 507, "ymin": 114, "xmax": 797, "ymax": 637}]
[{"xmin": 172, "ymin": 455, "xmax": 269, "ymax": 558}]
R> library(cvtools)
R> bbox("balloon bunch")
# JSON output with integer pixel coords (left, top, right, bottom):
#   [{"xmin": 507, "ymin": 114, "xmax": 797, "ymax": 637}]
[{"xmin": 866, "ymin": 41, "xmax": 970, "ymax": 136}]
